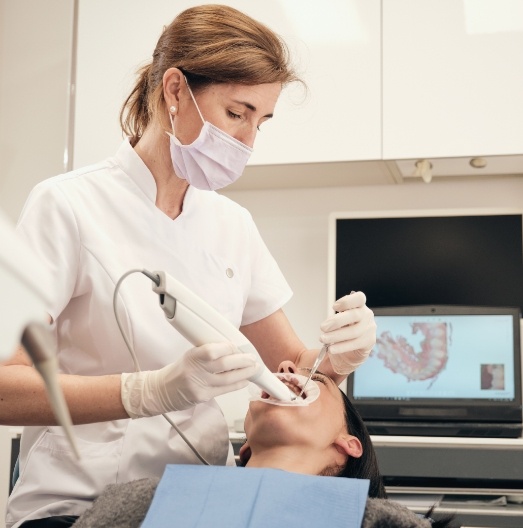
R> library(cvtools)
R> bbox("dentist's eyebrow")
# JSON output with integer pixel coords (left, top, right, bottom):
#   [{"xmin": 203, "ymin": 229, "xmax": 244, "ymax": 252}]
[{"xmin": 232, "ymin": 99, "xmax": 273, "ymax": 118}]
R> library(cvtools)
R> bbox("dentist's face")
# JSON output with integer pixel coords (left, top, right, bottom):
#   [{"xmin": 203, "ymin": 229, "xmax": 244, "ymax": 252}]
[{"xmin": 175, "ymin": 81, "xmax": 281, "ymax": 148}]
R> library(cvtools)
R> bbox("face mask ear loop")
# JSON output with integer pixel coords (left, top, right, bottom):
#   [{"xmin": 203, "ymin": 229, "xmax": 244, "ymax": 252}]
[
  {"xmin": 184, "ymin": 76, "xmax": 206, "ymax": 125},
  {"xmin": 168, "ymin": 112, "xmax": 175, "ymax": 135}
]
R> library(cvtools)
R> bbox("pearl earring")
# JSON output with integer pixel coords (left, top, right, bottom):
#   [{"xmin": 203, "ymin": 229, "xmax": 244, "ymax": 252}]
[{"xmin": 169, "ymin": 106, "xmax": 176, "ymax": 114}]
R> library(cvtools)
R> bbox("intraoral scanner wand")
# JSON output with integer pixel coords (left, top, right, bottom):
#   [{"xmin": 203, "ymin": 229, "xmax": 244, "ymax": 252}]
[{"xmin": 150, "ymin": 271, "xmax": 295, "ymax": 402}]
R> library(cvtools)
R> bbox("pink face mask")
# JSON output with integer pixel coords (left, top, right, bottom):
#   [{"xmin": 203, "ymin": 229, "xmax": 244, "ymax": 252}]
[{"xmin": 167, "ymin": 79, "xmax": 253, "ymax": 191}]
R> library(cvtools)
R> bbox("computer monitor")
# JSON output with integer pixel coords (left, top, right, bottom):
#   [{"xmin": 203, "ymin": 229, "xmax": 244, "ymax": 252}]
[
  {"xmin": 347, "ymin": 305, "xmax": 522, "ymax": 438},
  {"xmin": 329, "ymin": 210, "xmax": 523, "ymax": 313}
]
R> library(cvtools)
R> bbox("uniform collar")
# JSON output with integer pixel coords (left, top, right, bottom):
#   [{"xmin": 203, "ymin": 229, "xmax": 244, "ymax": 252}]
[{"xmin": 114, "ymin": 138, "xmax": 158, "ymax": 202}]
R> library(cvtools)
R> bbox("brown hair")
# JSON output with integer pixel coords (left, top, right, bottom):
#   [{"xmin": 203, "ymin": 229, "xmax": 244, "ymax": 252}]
[{"xmin": 120, "ymin": 4, "xmax": 301, "ymax": 145}]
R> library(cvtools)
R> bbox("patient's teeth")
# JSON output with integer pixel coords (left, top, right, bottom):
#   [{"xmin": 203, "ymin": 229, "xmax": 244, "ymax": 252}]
[{"xmin": 249, "ymin": 373, "xmax": 320, "ymax": 406}]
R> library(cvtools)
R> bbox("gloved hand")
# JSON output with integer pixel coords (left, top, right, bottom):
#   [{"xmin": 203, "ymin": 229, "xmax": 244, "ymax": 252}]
[
  {"xmin": 121, "ymin": 343, "xmax": 257, "ymax": 419},
  {"xmin": 319, "ymin": 292, "xmax": 376, "ymax": 375}
]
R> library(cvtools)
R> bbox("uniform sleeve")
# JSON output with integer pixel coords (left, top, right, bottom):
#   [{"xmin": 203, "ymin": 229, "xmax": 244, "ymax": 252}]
[
  {"xmin": 241, "ymin": 213, "xmax": 293, "ymax": 326},
  {"xmin": 16, "ymin": 180, "xmax": 80, "ymax": 321}
]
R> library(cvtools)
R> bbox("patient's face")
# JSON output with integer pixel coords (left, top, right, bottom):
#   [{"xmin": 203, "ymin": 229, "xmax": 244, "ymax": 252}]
[{"xmin": 244, "ymin": 364, "xmax": 348, "ymax": 452}]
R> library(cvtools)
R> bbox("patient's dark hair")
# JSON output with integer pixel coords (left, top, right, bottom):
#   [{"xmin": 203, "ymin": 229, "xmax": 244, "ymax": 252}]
[
  {"xmin": 337, "ymin": 389, "xmax": 387, "ymax": 499},
  {"xmin": 340, "ymin": 391, "xmax": 457, "ymax": 527}
]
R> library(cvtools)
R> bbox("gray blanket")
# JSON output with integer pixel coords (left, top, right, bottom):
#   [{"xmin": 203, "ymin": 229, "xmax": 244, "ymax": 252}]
[{"xmin": 73, "ymin": 477, "xmax": 435, "ymax": 528}]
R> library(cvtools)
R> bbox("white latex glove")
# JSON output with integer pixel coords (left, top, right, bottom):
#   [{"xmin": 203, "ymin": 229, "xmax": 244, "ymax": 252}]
[
  {"xmin": 319, "ymin": 292, "xmax": 377, "ymax": 375},
  {"xmin": 121, "ymin": 342, "xmax": 257, "ymax": 419}
]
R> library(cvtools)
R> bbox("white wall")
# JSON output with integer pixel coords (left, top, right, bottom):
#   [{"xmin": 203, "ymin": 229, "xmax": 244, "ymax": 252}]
[{"xmin": 0, "ymin": 0, "xmax": 74, "ymax": 223}]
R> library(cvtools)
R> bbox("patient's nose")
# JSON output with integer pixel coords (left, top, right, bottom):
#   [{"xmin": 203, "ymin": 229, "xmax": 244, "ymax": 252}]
[{"xmin": 278, "ymin": 360, "xmax": 298, "ymax": 374}]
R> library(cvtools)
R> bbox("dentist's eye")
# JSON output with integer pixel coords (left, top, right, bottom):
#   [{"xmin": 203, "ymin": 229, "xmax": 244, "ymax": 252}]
[{"xmin": 227, "ymin": 110, "xmax": 241, "ymax": 120}]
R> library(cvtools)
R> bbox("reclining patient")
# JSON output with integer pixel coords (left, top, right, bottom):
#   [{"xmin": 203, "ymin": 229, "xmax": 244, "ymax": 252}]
[{"xmin": 72, "ymin": 362, "xmax": 455, "ymax": 528}]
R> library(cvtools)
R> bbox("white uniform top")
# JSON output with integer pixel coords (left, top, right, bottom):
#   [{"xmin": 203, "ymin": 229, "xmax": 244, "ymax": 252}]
[{"xmin": 7, "ymin": 139, "xmax": 292, "ymax": 527}]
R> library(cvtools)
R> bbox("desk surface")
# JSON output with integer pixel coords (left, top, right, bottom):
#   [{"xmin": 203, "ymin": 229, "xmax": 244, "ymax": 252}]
[{"xmin": 371, "ymin": 435, "xmax": 523, "ymax": 449}]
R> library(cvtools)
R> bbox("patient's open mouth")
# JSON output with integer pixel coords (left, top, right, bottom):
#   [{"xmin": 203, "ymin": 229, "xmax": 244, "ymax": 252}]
[
  {"xmin": 261, "ymin": 375, "xmax": 305, "ymax": 400},
  {"xmin": 251, "ymin": 373, "xmax": 319, "ymax": 407},
  {"xmin": 282, "ymin": 379, "xmax": 304, "ymax": 398}
]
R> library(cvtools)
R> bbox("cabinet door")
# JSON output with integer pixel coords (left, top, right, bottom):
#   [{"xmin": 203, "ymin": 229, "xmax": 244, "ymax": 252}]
[
  {"xmin": 382, "ymin": 0, "xmax": 523, "ymax": 159},
  {"xmin": 247, "ymin": 0, "xmax": 382, "ymax": 165},
  {"xmin": 74, "ymin": 0, "xmax": 381, "ymax": 168}
]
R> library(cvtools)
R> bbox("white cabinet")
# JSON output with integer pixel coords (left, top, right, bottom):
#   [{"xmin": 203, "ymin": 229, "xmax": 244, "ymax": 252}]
[
  {"xmin": 74, "ymin": 0, "xmax": 381, "ymax": 168},
  {"xmin": 247, "ymin": 0, "xmax": 382, "ymax": 165},
  {"xmin": 382, "ymin": 0, "xmax": 523, "ymax": 160},
  {"xmin": 74, "ymin": 0, "xmax": 523, "ymax": 180}
]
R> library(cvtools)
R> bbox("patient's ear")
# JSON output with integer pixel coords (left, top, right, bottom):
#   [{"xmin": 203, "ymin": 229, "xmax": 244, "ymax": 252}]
[
  {"xmin": 239, "ymin": 441, "xmax": 252, "ymax": 466},
  {"xmin": 334, "ymin": 435, "xmax": 363, "ymax": 459}
]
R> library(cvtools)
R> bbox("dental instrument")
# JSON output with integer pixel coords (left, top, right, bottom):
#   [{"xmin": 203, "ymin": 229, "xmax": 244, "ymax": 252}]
[
  {"xmin": 296, "ymin": 344, "xmax": 329, "ymax": 400},
  {"xmin": 149, "ymin": 270, "xmax": 295, "ymax": 402},
  {"xmin": 0, "ymin": 211, "xmax": 79, "ymax": 459}
]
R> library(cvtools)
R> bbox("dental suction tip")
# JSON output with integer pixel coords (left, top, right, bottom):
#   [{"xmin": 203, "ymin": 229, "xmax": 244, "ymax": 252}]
[
  {"xmin": 22, "ymin": 323, "xmax": 81, "ymax": 460},
  {"xmin": 36, "ymin": 356, "xmax": 81, "ymax": 460}
]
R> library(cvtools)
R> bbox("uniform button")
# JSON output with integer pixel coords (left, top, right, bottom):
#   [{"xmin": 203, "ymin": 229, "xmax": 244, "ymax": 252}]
[{"xmin": 226, "ymin": 268, "xmax": 234, "ymax": 278}]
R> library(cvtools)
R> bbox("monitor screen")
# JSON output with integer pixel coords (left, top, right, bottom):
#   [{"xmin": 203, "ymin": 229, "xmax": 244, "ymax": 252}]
[
  {"xmin": 347, "ymin": 305, "xmax": 522, "ymax": 428},
  {"xmin": 331, "ymin": 211, "xmax": 523, "ymax": 313},
  {"xmin": 354, "ymin": 311, "xmax": 516, "ymax": 401}
]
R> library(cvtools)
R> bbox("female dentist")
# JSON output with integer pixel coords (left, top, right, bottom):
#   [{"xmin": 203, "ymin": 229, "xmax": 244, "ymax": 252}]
[{"xmin": 2, "ymin": 5, "xmax": 376, "ymax": 527}]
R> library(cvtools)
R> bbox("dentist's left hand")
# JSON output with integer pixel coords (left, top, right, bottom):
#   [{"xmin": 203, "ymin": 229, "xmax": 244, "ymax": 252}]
[
  {"xmin": 320, "ymin": 292, "xmax": 377, "ymax": 375},
  {"xmin": 121, "ymin": 343, "xmax": 257, "ymax": 419}
]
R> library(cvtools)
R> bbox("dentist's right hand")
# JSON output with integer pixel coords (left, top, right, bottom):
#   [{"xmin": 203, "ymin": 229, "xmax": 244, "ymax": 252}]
[{"xmin": 120, "ymin": 343, "xmax": 257, "ymax": 419}]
